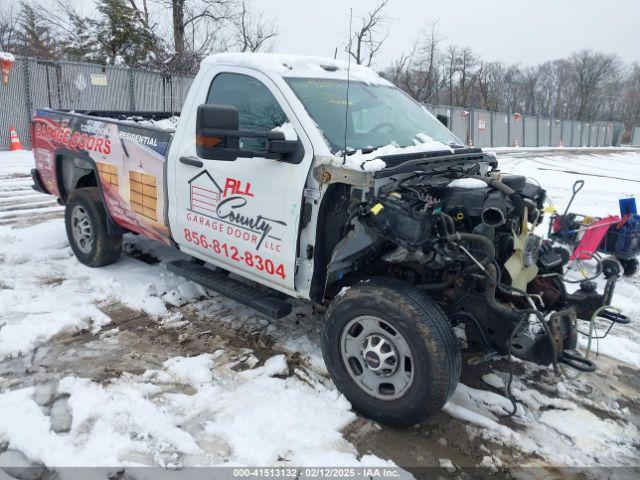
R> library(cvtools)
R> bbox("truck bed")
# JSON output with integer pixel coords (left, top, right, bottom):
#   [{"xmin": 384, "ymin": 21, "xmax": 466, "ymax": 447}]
[{"xmin": 31, "ymin": 108, "xmax": 176, "ymax": 244}]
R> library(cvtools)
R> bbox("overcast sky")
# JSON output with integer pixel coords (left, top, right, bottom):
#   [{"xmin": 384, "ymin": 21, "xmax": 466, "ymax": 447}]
[
  {"xmin": 253, "ymin": 0, "xmax": 640, "ymax": 68},
  {"xmin": 51, "ymin": 0, "xmax": 640, "ymax": 68}
]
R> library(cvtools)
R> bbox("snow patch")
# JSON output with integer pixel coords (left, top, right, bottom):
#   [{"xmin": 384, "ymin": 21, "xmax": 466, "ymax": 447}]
[
  {"xmin": 0, "ymin": 51, "xmax": 16, "ymax": 62},
  {"xmin": 271, "ymin": 122, "xmax": 298, "ymax": 141},
  {"xmin": 447, "ymin": 178, "xmax": 487, "ymax": 189}
]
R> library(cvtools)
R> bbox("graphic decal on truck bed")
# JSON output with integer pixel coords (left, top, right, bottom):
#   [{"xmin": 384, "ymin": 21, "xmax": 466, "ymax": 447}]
[
  {"xmin": 32, "ymin": 110, "xmax": 172, "ymax": 244},
  {"xmin": 129, "ymin": 171, "xmax": 158, "ymax": 222},
  {"xmin": 185, "ymin": 170, "xmax": 287, "ymax": 252}
]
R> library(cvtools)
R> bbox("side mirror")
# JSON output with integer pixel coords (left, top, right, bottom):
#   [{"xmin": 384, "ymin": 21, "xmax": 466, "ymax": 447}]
[
  {"xmin": 196, "ymin": 104, "xmax": 240, "ymax": 161},
  {"xmin": 196, "ymin": 104, "xmax": 298, "ymax": 162}
]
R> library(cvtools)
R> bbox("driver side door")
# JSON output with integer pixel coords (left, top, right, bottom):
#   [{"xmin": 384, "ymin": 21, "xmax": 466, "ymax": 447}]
[{"xmin": 172, "ymin": 70, "xmax": 310, "ymax": 295}]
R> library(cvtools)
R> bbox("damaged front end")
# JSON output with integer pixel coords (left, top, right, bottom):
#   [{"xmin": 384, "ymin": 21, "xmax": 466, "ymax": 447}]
[{"xmin": 332, "ymin": 156, "xmax": 625, "ymax": 374}]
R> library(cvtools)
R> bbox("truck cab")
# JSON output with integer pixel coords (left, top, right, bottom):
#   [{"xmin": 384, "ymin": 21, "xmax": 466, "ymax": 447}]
[{"xmin": 167, "ymin": 53, "xmax": 466, "ymax": 300}]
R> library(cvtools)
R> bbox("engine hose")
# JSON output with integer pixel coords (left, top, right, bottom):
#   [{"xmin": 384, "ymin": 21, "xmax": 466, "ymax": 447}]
[
  {"xmin": 440, "ymin": 212, "xmax": 456, "ymax": 235},
  {"xmin": 444, "ymin": 232, "xmax": 496, "ymax": 264},
  {"xmin": 469, "ymin": 175, "xmax": 525, "ymax": 219},
  {"xmin": 484, "ymin": 264, "xmax": 522, "ymax": 322},
  {"xmin": 503, "ymin": 312, "xmax": 528, "ymax": 418},
  {"xmin": 563, "ymin": 257, "xmax": 603, "ymax": 283},
  {"xmin": 469, "ymin": 175, "xmax": 515, "ymax": 196}
]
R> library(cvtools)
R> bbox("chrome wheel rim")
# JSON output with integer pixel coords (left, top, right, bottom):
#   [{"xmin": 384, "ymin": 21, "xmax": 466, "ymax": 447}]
[
  {"xmin": 71, "ymin": 206, "xmax": 94, "ymax": 254},
  {"xmin": 340, "ymin": 315, "xmax": 414, "ymax": 400}
]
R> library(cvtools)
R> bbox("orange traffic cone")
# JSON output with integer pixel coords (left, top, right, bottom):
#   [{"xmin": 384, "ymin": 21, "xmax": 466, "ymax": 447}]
[{"xmin": 9, "ymin": 126, "xmax": 23, "ymax": 151}]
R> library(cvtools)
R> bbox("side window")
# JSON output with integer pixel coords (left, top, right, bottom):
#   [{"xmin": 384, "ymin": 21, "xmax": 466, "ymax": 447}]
[{"xmin": 206, "ymin": 73, "xmax": 288, "ymax": 151}]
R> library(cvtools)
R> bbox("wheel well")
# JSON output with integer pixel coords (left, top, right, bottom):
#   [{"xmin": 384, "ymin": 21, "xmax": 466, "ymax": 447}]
[
  {"xmin": 56, "ymin": 153, "xmax": 98, "ymax": 202},
  {"xmin": 54, "ymin": 152, "xmax": 128, "ymax": 236},
  {"xmin": 309, "ymin": 183, "xmax": 351, "ymax": 302}
]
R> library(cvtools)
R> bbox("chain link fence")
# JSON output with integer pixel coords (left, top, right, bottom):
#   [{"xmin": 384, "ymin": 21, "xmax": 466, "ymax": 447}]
[
  {"xmin": 0, "ymin": 56, "xmax": 636, "ymax": 150},
  {"xmin": 0, "ymin": 57, "xmax": 193, "ymax": 150}
]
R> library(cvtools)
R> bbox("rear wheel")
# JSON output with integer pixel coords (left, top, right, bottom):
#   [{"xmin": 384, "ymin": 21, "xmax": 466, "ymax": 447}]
[
  {"xmin": 65, "ymin": 187, "xmax": 122, "ymax": 267},
  {"xmin": 322, "ymin": 278, "xmax": 461, "ymax": 427},
  {"xmin": 620, "ymin": 258, "xmax": 639, "ymax": 276}
]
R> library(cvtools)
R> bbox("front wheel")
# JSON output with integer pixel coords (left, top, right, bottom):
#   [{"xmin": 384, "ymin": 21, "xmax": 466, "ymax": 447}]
[
  {"xmin": 65, "ymin": 187, "xmax": 122, "ymax": 267},
  {"xmin": 321, "ymin": 278, "xmax": 461, "ymax": 427}
]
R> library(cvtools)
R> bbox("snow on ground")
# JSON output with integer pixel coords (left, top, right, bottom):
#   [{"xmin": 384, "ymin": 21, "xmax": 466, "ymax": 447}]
[
  {"xmin": 0, "ymin": 150, "xmax": 393, "ymax": 470},
  {"xmin": 0, "ymin": 148, "xmax": 639, "ymax": 472}
]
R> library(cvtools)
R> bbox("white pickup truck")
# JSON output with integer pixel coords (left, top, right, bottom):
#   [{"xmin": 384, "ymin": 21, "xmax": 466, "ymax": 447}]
[{"xmin": 31, "ymin": 53, "xmax": 614, "ymax": 426}]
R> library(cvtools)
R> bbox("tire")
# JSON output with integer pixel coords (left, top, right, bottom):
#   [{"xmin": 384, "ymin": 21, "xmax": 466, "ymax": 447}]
[
  {"xmin": 553, "ymin": 246, "xmax": 571, "ymax": 266},
  {"xmin": 601, "ymin": 256, "xmax": 622, "ymax": 279},
  {"xmin": 65, "ymin": 187, "xmax": 122, "ymax": 267},
  {"xmin": 322, "ymin": 278, "xmax": 461, "ymax": 427},
  {"xmin": 620, "ymin": 258, "xmax": 639, "ymax": 276}
]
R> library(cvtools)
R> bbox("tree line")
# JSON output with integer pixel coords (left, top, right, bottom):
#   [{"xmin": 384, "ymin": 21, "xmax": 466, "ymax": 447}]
[
  {"xmin": 0, "ymin": 0, "xmax": 277, "ymax": 74},
  {"xmin": 1, "ymin": 0, "xmax": 639, "ymax": 133}
]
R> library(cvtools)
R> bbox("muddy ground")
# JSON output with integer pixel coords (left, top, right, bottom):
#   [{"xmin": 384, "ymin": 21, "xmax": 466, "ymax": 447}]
[{"xmin": 2, "ymin": 284, "xmax": 638, "ymax": 478}]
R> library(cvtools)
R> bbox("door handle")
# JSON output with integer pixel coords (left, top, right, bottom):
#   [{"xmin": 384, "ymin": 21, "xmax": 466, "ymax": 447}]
[{"xmin": 179, "ymin": 156, "xmax": 203, "ymax": 168}]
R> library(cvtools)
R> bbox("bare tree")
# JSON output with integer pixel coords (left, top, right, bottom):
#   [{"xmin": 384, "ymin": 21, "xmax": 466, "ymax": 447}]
[
  {"xmin": 232, "ymin": 0, "xmax": 277, "ymax": 52},
  {"xmin": 443, "ymin": 45, "xmax": 458, "ymax": 106},
  {"xmin": 0, "ymin": 1, "xmax": 21, "ymax": 51},
  {"xmin": 453, "ymin": 47, "xmax": 480, "ymax": 107},
  {"xmin": 160, "ymin": 0, "xmax": 234, "ymax": 72},
  {"xmin": 477, "ymin": 61, "xmax": 508, "ymax": 111},
  {"xmin": 522, "ymin": 66, "xmax": 540, "ymax": 115},
  {"xmin": 347, "ymin": 0, "xmax": 390, "ymax": 67},
  {"xmin": 386, "ymin": 22, "xmax": 444, "ymax": 103},
  {"xmin": 570, "ymin": 50, "xmax": 620, "ymax": 121}
]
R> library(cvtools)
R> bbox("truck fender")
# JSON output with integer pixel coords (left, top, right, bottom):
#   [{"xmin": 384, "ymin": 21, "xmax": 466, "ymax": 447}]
[{"xmin": 54, "ymin": 148, "xmax": 127, "ymax": 236}]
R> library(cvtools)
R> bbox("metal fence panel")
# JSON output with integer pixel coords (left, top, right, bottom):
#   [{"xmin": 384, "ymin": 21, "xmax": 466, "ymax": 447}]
[
  {"xmin": 509, "ymin": 116, "xmax": 524, "ymax": 147},
  {"xmin": 449, "ymin": 107, "xmax": 469, "ymax": 145},
  {"xmin": 523, "ymin": 117, "xmax": 538, "ymax": 147},
  {"xmin": 550, "ymin": 119, "xmax": 562, "ymax": 146},
  {"xmin": 604, "ymin": 124, "xmax": 612, "ymax": 146},
  {"xmin": 473, "ymin": 109, "xmax": 491, "ymax": 147},
  {"xmin": 631, "ymin": 127, "xmax": 640, "ymax": 146},
  {"xmin": 134, "ymin": 71, "xmax": 167, "ymax": 111},
  {"xmin": 589, "ymin": 123, "xmax": 599, "ymax": 147},
  {"xmin": 492, "ymin": 112, "xmax": 508, "ymax": 147},
  {"xmin": 171, "ymin": 75, "xmax": 194, "ymax": 111},
  {"xmin": 570, "ymin": 121, "xmax": 582, "ymax": 147},
  {"xmin": 596, "ymin": 123, "xmax": 606, "ymax": 146},
  {"xmin": 581, "ymin": 123, "xmax": 591, "ymax": 146},
  {"xmin": 539, "ymin": 117, "xmax": 551, "ymax": 147}
]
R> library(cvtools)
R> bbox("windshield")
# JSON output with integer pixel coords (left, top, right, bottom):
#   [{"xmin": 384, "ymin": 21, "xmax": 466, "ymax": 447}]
[{"xmin": 285, "ymin": 78, "xmax": 462, "ymax": 154}]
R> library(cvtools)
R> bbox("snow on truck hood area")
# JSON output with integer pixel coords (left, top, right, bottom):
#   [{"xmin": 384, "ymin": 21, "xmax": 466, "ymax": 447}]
[
  {"xmin": 330, "ymin": 135, "xmax": 455, "ymax": 173},
  {"xmin": 0, "ymin": 149, "xmax": 639, "ymax": 470}
]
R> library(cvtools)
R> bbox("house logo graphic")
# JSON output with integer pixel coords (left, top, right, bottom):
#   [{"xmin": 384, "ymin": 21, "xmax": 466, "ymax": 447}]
[
  {"xmin": 188, "ymin": 170, "xmax": 223, "ymax": 216},
  {"xmin": 186, "ymin": 170, "xmax": 287, "ymax": 250}
]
